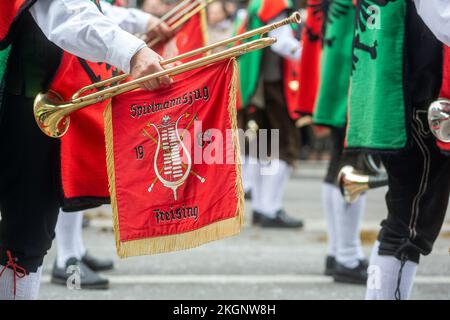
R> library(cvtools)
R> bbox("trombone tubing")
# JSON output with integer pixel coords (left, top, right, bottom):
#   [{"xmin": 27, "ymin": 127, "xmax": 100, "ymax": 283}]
[
  {"xmin": 66, "ymin": 38, "xmax": 276, "ymax": 110},
  {"xmin": 147, "ymin": 0, "xmax": 213, "ymax": 48},
  {"xmin": 74, "ymin": 12, "xmax": 302, "ymax": 99}
]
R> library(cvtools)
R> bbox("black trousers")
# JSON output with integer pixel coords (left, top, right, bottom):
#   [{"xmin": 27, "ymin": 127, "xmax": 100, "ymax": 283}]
[
  {"xmin": 0, "ymin": 93, "xmax": 60, "ymax": 272},
  {"xmin": 379, "ymin": 110, "xmax": 450, "ymax": 263}
]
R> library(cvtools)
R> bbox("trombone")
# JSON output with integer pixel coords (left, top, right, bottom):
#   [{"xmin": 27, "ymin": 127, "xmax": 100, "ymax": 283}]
[
  {"xmin": 337, "ymin": 155, "xmax": 389, "ymax": 203},
  {"xmin": 34, "ymin": 12, "xmax": 302, "ymax": 138}
]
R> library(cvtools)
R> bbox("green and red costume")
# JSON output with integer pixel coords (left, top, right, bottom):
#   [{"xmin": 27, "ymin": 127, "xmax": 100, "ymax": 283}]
[
  {"xmin": 0, "ymin": 0, "xmax": 124, "ymax": 211},
  {"xmin": 346, "ymin": 0, "xmax": 443, "ymax": 152},
  {"xmin": 237, "ymin": 0, "xmax": 302, "ymax": 120},
  {"xmin": 313, "ymin": 0, "xmax": 355, "ymax": 128}
]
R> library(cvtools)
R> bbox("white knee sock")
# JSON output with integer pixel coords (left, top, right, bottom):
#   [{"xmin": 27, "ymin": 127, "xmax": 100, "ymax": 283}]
[
  {"xmin": 0, "ymin": 266, "xmax": 42, "ymax": 300},
  {"xmin": 258, "ymin": 159, "xmax": 290, "ymax": 218},
  {"xmin": 335, "ymin": 193, "xmax": 366, "ymax": 268},
  {"xmin": 322, "ymin": 183, "xmax": 338, "ymax": 257},
  {"xmin": 251, "ymin": 162, "xmax": 264, "ymax": 213},
  {"xmin": 365, "ymin": 241, "xmax": 418, "ymax": 300},
  {"xmin": 55, "ymin": 210, "xmax": 84, "ymax": 268},
  {"xmin": 242, "ymin": 156, "xmax": 258, "ymax": 193}
]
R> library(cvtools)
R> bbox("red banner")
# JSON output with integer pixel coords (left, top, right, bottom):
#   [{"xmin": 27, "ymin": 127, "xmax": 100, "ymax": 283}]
[
  {"xmin": 105, "ymin": 60, "xmax": 244, "ymax": 257},
  {"xmin": 298, "ymin": 0, "xmax": 324, "ymax": 115}
]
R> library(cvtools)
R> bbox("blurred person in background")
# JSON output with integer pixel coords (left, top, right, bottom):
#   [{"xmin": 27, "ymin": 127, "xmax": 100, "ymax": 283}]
[
  {"xmin": 237, "ymin": 0, "xmax": 304, "ymax": 229},
  {"xmin": 207, "ymin": 0, "xmax": 237, "ymax": 50}
]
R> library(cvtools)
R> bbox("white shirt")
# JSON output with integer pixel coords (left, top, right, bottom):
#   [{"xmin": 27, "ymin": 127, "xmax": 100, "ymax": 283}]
[
  {"xmin": 268, "ymin": 13, "xmax": 302, "ymax": 61},
  {"xmin": 100, "ymin": 1, "xmax": 149, "ymax": 35},
  {"xmin": 414, "ymin": 0, "xmax": 450, "ymax": 46},
  {"xmin": 29, "ymin": 0, "xmax": 150, "ymax": 74}
]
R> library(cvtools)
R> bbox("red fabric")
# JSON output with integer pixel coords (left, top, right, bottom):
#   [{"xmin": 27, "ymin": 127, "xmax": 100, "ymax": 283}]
[
  {"xmin": 51, "ymin": 53, "xmax": 121, "ymax": 203},
  {"xmin": 0, "ymin": 0, "xmax": 34, "ymax": 47},
  {"xmin": 109, "ymin": 61, "xmax": 239, "ymax": 242},
  {"xmin": 436, "ymin": 46, "xmax": 450, "ymax": 152},
  {"xmin": 258, "ymin": 0, "xmax": 289, "ymax": 23},
  {"xmin": 298, "ymin": 0, "xmax": 324, "ymax": 115},
  {"xmin": 284, "ymin": 57, "xmax": 302, "ymax": 120}
]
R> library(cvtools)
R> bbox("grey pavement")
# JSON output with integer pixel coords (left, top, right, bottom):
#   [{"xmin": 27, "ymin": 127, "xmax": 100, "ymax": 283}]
[{"xmin": 39, "ymin": 162, "xmax": 450, "ymax": 300}]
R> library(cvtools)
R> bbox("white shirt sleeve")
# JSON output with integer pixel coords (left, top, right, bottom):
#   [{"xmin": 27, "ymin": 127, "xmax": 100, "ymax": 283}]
[
  {"xmin": 100, "ymin": 1, "xmax": 150, "ymax": 35},
  {"xmin": 29, "ymin": 0, "xmax": 147, "ymax": 73},
  {"xmin": 268, "ymin": 13, "xmax": 302, "ymax": 61},
  {"xmin": 414, "ymin": 0, "xmax": 450, "ymax": 46}
]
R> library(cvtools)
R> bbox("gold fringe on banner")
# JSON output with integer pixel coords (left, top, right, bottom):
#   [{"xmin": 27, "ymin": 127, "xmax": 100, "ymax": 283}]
[{"xmin": 104, "ymin": 59, "xmax": 244, "ymax": 258}]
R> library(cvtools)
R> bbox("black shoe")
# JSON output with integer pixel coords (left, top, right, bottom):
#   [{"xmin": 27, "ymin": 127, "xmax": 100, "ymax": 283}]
[
  {"xmin": 359, "ymin": 258, "xmax": 369, "ymax": 270},
  {"xmin": 82, "ymin": 216, "xmax": 91, "ymax": 229},
  {"xmin": 252, "ymin": 210, "xmax": 264, "ymax": 225},
  {"xmin": 259, "ymin": 210, "xmax": 304, "ymax": 229},
  {"xmin": 333, "ymin": 260, "xmax": 368, "ymax": 285},
  {"xmin": 245, "ymin": 191, "xmax": 252, "ymax": 200},
  {"xmin": 82, "ymin": 252, "xmax": 114, "ymax": 272},
  {"xmin": 324, "ymin": 256, "xmax": 336, "ymax": 276},
  {"xmin": 51, "ymin": 257, "xmax": 109, "ymax": 290}
]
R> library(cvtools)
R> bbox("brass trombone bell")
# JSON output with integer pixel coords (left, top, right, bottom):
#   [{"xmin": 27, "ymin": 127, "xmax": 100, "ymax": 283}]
[
  {"xmin": 338, "ymin": 165, "xmax": 388, "ymax": 204},
  {"xmin": 34, "ymin": 12, "xmax": 302, "ymax": 138},
  {"xmin": 428, "ymin": 98, "xmax": 450, "ymax": 143}
]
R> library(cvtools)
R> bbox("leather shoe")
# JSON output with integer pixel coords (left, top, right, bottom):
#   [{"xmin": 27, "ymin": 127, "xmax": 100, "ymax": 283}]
[
  {"xmin": 51, "ymin": 257, "xmax": 109, "ymax": 290},
  {"xmin": 324, "ymin": 255, "xmax": 336, "ymax": 276}
]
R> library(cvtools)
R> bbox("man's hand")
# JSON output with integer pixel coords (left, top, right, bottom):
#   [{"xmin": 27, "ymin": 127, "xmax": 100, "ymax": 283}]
[
  {"xmin": 130, "ymin": 47, "xmax": 172, "ymax": 90},
  {"xmin": 146, "ymin": 15, "xmax": 174, "ymax": 43}
]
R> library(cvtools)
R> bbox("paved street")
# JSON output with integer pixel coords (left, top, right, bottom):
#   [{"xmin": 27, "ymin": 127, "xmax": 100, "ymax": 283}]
[{"xmin": 39, "ymin": 162, "xmax": 450, "ymax": 300}]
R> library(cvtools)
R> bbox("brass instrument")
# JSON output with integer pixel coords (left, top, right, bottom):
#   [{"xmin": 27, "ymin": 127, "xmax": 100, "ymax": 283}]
[
  {"xmin": 34, "ymin": 12, "xmax": 302, "ymax": 138},
  {"xmin": 428, "ymin": 98, "xmax": 450, "ymax": 143},
  {"xmin": 338, "ymin": 155, "xmax": 389, "ymax": 203}
]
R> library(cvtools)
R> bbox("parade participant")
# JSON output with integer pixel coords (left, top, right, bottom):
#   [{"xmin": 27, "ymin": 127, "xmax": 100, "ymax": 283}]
[
  {"xmin": 238, "ymin": 0, "xmax": 304, "ymax": 228},
  {"xmin": 51, "ymin": 0, "xmax": 163, "ymax": 290},
  {"xmin": 0, "ymin": 0, "xmax": 171, "ymax": 300},
  {"xmin": 345, "ymin": 0, "xmax": 446, "ymax": 299},
  {"xmin": 312, "ymin": 0, "xmax": 368, "ymax": 284}
]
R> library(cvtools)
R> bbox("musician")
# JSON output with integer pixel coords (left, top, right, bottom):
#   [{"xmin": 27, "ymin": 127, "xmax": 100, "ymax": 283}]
[
  {"xmin": 0, "ymin": 0, "xmax": 172, "ymax": 299},
  {"xmin": 238, "ymin": 0, "xmax": 304, "ymax": 228},
  {"xmin": 50, "ymin": 1, "xmax": 166, "ymax": 290},
  {"xmin": 346, "ymin": 0, "xmax": 447, "ymax": 299},
  {"xmin": 313, "ymin": 0, "xmax": 368, "ymax": 284}
]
